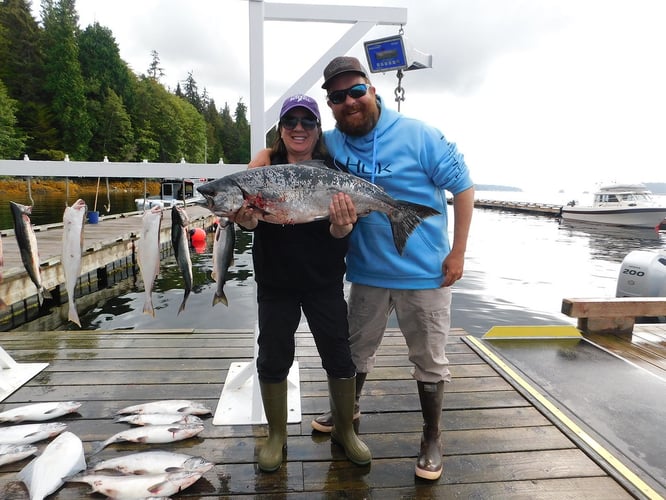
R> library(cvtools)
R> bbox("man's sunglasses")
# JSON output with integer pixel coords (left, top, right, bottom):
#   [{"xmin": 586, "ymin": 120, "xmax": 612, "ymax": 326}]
[
  {"xmin": 327, "ymin": 84, "xmax": 369, "ymax": 105},
  {"xmin": 280, "ymin": 116, "xmax": 318, "ymax": 130}
]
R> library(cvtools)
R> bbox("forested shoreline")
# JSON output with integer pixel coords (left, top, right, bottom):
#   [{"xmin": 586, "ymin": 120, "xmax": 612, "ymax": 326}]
[{"xmin": 0, "ymin": 0, "xmax": 267, "ymax": 166}]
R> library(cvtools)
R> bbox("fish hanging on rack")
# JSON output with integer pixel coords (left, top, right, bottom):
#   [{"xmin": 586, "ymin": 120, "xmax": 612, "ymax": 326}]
[
  {"xmin": 9, "ymin": 201, "xmax": 52, "ymax": 306},
  {"xmin": 138, "ymin": 206, "xmax": 163, "ymax": 316},
  {"xmin": 171, "ymin": 206, "xmax": 193, "ymax": 314},
  {"xmin": 0, "ymin": 233, "xmax": 7, "ymax": 310},
  {"xmin": 62, "ymin": 199, "xmax": 87, "ymax": 327}
]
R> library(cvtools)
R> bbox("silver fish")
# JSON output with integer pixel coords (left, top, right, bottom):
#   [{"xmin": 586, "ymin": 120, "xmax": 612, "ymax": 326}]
[
  {"xmin": 0, "ymin": 233, "xmax": 6, "ymax": 310},
  {"xmin": 18, "ymin": 431, "xmax": 86, "ymax": 500},
  {"xmin": 114, "ymin": 413, "xmax": 203, "ymax": 426},
  {"xmin": 211, "ymin": 219, "xmax": 235, "ymax": 307},
  {"xmin": 68, "ymin": 470, "xmax": 202, "ymax": 499},
  {"xmin": 62, "ymin": 199, "xmax": 87, "ymax": 326},
  {"xmin": 0, "ymin": 401, "xmax": 82, "ymax": 423},
  {"xmin": 94, "ymin": 423, "xmax": 205, "ymax": 453},
  {"xmin": 91, "ymin": 450, "xmax": 214, "ymax": 475},
  {"xmin": 138, "ymin": 206, "xmax": 163, "ymax": 317},
  {"xmin": 9, "ymin": 201, "xmax": 52, "ymax": 304},
  {"xmin": 197, "ymin": 161, "xmax": 441, "ymax": 255},
  {"xmin": 170, "ymin": 206, "xmax": 193, "ymax": 314},
  {"xmin": 0, "ymin": 444, "xmax": 37, "ymax": 466},
  {"xmin": 116, "ymin": 399, "xmax": 212, "ymax": 416},
  {"xmin": 0, "ymin": 422, "xmax": 67, "ymax": 445}
]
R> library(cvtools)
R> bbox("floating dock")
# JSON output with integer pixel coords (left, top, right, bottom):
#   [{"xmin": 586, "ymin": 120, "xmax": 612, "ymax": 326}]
[{"xmin": 0, "ymin": 325, "xmax": 664, "ymax": 498}]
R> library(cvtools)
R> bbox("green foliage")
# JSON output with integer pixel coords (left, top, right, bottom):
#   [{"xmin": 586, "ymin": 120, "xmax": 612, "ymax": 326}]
[
  {"xmin": 0, "ymin": 0, "xmax": 251, "ymax": 163},
  {"xmin": 0, "ymin": 80, "xmax": 26, "ymax": 158}
]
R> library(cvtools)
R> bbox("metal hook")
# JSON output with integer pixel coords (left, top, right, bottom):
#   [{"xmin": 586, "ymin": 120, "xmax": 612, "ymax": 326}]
[{"xmin": 394, "ymin": 69, "xmax": 405, "ymax": 112}]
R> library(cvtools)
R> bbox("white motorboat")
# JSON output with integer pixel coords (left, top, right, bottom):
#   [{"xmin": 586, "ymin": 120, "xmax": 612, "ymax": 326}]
[
  {"xmin": 135, "ymin": 178, "xmax": 207, "ymax": 211},
  {"xmin": 560, "ymin": 184, "xmax": 666, "ymax": 229}
]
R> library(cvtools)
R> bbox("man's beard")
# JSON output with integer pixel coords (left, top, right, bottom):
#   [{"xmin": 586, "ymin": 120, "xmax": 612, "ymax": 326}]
[{"xmin": 334, "ymin": 102, "xmax": 379, "ymax": 137}]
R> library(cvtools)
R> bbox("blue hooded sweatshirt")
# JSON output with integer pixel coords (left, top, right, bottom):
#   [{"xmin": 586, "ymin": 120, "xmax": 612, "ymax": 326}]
[{"xmin": 323, "ymin": 97, "xmax": 473, "ymax": 289}]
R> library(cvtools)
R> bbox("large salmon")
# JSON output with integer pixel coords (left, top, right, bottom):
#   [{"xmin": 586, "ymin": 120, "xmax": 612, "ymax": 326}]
[
  {"xmin": 170, "ymin": 206, "xmax": 193, "ymax": 314},
  {"xmin": 62, "ymin": 199, "xmax": 87, "ymax": 326},
  {"xmin": 9, "ymin": 201, "xmax": 52, "ymax": 305},
  {"xmin": 138, "ymin": 206, "xmax": 162, "ymax": 317},
  {"xmin": 196, "ymin": 162, "xmax": 440, "ymax": 255}
]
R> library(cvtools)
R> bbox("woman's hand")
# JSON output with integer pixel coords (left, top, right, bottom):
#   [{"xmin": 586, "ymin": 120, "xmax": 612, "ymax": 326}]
[{"xmin": 329, "ymin": 192, "xmax": 357, "ymax": 238}]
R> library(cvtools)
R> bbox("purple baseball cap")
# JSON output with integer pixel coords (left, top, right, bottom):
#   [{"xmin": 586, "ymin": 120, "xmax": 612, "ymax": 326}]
[{"xmin": 279, "ymin": 94, "xmax": 321, "ymax": 122}]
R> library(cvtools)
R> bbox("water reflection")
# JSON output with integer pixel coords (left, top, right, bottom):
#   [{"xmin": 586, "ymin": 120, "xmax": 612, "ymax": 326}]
[{"xmin": 558, "ymin": 220, "xmax": 663, "ymax": 262}]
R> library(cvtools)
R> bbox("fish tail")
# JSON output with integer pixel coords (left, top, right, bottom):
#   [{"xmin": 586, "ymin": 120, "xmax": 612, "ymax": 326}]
[
  {"xmin": 68, "ymin": 301, "xmax": 81, "ymax": 327},
  {"xmin": 90, "ymin": 441, "xmax": 107, "ymax": 455},
  {"xmin": 212, "ymin": 291, "xmax": 228, "ymax": 307},
  {"xmin": 177, "ymin": 290, "xmax": 190, "ymax": 315},
  {"xmin": 143, "ymin": 297, "xmax": 155, "ymax": 317},
  {"xmin": 387, "ymin": 201, "xmax": 440, "ymax": 255}
]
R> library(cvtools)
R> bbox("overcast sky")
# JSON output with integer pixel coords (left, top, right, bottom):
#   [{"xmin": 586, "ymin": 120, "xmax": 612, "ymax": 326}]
[{"xmin": 37, "ymin": 0, "xmax": 666, "ymax": 192}]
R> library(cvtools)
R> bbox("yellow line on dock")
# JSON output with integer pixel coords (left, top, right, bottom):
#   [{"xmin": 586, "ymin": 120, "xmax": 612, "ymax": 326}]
[{"xmin": 466, "ymin": 335, "xmax": 664, "ymax": 500}]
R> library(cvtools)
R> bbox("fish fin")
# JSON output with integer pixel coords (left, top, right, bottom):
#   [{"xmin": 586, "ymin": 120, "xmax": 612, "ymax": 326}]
[
  {"xmin": 42, "ymin": 287, "xmax": 52, "ymax": 300},
  {"xmin": 143, "ymin": 299, "xmax": 155, "ymax": 317},
  {"xmin": 90, "ymin": 440, "xmax": 107, "ymax": 455},
  {"xmin": 212, "ymin": 291, "xmax": 228, "ymax": 307},
  {"xmin": 388, "ymin": 201, "xmax": 441, "ymax": 255},
  {"xmin": 177, "ymin": 289, "xmax": 190, "ymax": 315},
  {"xmin": 298, "ymin": 159, "xmax": 328, "ymax": 169}
]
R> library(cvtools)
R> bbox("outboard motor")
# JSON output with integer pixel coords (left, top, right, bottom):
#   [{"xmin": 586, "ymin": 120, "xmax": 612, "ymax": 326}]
[
  {"xmin": 616, "ymin": 250, "xmax": 666, "ymax": 322},
  {"xmin": 616, "ymin": 250, "xmax": 666, "ymax": 297}
]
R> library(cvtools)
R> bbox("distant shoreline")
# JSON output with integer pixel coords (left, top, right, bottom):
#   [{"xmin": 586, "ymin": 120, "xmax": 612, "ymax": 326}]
[{"xmin": 0, "ymin": 178, "xmax": 160, "ymax": 197}]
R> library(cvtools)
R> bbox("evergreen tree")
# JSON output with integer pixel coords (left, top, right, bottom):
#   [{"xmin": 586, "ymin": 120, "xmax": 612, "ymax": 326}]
[
  {"xmin": 173, "ymin": 94, "xmax": 206, "ymax": 163},
  {"xmin": 203, "ymin": 98, "xmax": 224, "ymax": 163},
  {"xmin": 41, "ymin": 0, "xmax": 92, "ymax": 159},
  {"xmin": 147, "ymin": 49, "xmax": 164, "ymax": 81},
  {"xmin": 219, "ymin": 102, "xmax": 239, "ymax": 163},
  {"xmin": 0, "ymin": 79, "xmax": 26, "ymax": 158},
  {"xmin": 182, "ymin": 71, "xmax": 203, "ymax": 113},
  {"xmin": 233, "ymin": 99, "xmax": 250, "ymax": 164},
  {"xmin": 0, "ymin": 0, "xmax": 53, "ymax": 157}
]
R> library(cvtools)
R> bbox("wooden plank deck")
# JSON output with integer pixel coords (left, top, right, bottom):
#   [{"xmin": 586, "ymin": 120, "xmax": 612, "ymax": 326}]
[{"xmin": 0, "ymin": 327, "xmax": 649, "ymax": 499}]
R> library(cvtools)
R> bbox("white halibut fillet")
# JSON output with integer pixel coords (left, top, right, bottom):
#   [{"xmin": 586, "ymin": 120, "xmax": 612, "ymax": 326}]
[
  {"xmin": 137, "ymin": 206, "xmax": 163, "ymax": 316},
  {"xmin": 17, "ymin": 431, "xmax": 86, "ymax": 500}
]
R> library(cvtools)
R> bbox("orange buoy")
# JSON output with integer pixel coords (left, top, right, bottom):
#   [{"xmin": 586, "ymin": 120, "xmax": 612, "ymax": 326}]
[{"xmin": 190, "ymin": 227, "xmax": 206, "ymax": 244}]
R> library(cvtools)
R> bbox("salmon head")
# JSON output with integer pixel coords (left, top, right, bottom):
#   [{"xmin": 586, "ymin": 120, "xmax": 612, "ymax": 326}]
[{"xmin": 196, "ymin": 177, "xmax": 245, "ymax": 217}]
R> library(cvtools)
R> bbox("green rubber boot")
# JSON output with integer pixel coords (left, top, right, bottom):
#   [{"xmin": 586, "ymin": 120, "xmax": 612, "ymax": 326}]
[
  {"xmin": 329, "ymin": 376, "xmax": 372, "ymax": 466},
  {"xmin": 258, "ymin": 379, "xmax": 288, "ymax": 472},
  {"xmin": 312, "ymin": 372, "xmax": 366, "ymax": 433},
  {"xmin": 415, "ymin": 381, "xmax": 445, "ymax": 480}
]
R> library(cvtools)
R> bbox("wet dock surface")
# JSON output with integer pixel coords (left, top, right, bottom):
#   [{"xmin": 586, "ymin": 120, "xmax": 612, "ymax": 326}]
[{"xmin": 2, "ymin": 327, "xmax": 662, "ymax": 499}]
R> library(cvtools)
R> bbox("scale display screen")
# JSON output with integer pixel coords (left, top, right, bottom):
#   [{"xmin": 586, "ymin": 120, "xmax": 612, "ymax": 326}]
[{"xmin": 364, "ymin": 36, "xmax": 408, "ymax": 72}]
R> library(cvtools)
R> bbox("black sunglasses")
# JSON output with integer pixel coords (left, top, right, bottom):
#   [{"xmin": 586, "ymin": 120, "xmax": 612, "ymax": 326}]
[
  {"xmin": 280, "ymin": 116, "xmax": 318, "ymax": 130},
  {"xmin": 327, "ymin": 83, "xmax": 369, "ymax": 105}
]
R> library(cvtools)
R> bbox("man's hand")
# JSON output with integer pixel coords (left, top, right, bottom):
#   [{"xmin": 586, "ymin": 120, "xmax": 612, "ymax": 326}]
[{"xmin": 329, "ymin": 192, "xmax": 357, "ymax": 238}]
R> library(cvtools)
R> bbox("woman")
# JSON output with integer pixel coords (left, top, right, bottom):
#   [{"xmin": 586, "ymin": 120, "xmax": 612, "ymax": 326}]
[{"xmin": 233, "ymin": 94, "xmax": 371, "ymax": 472}]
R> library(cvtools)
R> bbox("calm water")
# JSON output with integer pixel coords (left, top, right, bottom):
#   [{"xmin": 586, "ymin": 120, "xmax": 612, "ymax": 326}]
[{"xmin": 7, "ymin": 189, "xmax": 666, "ymax": 335}]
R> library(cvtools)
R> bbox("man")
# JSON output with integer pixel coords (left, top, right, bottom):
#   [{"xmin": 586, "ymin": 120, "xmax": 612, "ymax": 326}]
[{"xmin": 253, "ymin": 56, "xmax": 474, "ymax": 480}]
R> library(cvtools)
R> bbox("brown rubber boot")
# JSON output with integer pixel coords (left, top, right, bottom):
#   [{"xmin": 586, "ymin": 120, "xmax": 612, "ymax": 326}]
[
  {"xmin": 329, "ymin": 376, "xmax": 372, "ymax": 465},
  {"xmin": 415, "ymin": 381, "xmax": 445, "ymax": 480},
  {"xmin": 258, "ymin": 379, "xmax": 288, "ymax": 472},
  {"xmin": 311, "ymin": 372, "xmax": 366, "ymax": 433}
]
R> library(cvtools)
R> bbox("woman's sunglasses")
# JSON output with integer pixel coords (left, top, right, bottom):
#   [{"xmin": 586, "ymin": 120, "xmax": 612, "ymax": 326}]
[
  {"xmin": 327, "ymin": 83, "xmax": 369, "ymax": 105},
  {"xmin": 280, "ymin": 116, "xmax": 318, "ymax": 130}
]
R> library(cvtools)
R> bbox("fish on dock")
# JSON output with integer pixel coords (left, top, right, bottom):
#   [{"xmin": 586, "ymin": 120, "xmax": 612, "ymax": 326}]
[
  {"xmin": 0, "ymin": 443, "xmax": 38, "ymax": 466},
  {"xmin": 91, "ymin": 450, "xmax": 214, "ymax": 475},
  {"xmin": 0, "ymin": 401, "xmax": 81, "ymax": 423},
  {"xmin": 170, "ymin": 206, "xmax": 193, "ymax": 314},
  {"xmin": 93, "ymin": 423, "xmax": 205, "ymax": 453},
  {"xmin": 62, "ymin": 199, "xmax": 87, "ymax": 327},
  {"xmin": 67, "ymin": 470, "xmax": 203, "ymax": 499},
  {"xmin": 137, "ymin": 206, "xmax": 163, "ymax": 317},
  {"xmin": 114, "ymin": 412, "xmax": 203, "ymax": 426},
  {"xmin": 17, "ymin": 431, "xmax": 86, "ymax": 500},
  {"xmin": 9, "ymin": 201, "xmax": 52, "ymax": 305},
  {"xmin": 0, "ymin": 422, "xmax": 67, "ymax": 445},
  {"xmin": 196, "ymin": 161, "xmax": 441, "ymax": 255},
  {"xmin": 212, "ymin": 219, "xmax": 235, "ymax": 307},
  {"xmin": 115, "ymin": 399, "xmax": 212, "ymax": 416}
]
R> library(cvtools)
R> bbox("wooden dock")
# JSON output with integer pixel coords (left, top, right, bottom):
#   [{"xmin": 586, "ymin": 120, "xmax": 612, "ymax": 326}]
[{"xmin": 1, "ymin": 326, "xmax": 664, "ymax": 499}]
